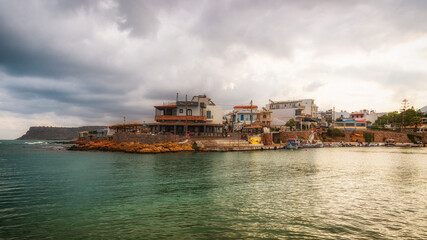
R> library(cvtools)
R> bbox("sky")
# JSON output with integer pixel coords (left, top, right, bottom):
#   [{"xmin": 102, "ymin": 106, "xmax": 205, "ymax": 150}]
[{"xmin": 0, "ymin": 0, "xmax": 426, "ymax": 139}]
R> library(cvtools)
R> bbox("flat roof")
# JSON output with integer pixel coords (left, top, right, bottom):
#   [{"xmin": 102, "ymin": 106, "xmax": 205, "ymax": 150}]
[
  {"xmin": 148, "ymin": 122, "xmax": 224, "ymax": 127},
  {"xmin": 269, "ymin": 99, "xmax": 314, "ymax": 104},
  {"xmin": 109, "ymin": 123, "xmax": 144, "ymax": 129},
  {"xmin": 154, "ymin": 104, "xmax": 177, "ymax": 108},
  {"xmin": 234, "ymin": 105, "xmax": 258, "ymax": 109}
]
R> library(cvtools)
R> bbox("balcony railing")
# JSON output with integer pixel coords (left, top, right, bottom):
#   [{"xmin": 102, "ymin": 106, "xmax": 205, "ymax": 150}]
[{"xmin": 155, "ymin": 115, "xmax": 207, "ymax": 121}]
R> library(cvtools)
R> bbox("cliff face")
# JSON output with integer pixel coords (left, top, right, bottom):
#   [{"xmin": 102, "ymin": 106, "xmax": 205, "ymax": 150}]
[{"xmin": 17, "ymin": 126, "xmax": 106, "ymax": 140}]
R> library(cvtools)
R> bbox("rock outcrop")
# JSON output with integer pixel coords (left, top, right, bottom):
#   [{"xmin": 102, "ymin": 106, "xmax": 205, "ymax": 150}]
[{"xmin": 18, "ymin": 126, "xmax": 106, "ymax": 140}]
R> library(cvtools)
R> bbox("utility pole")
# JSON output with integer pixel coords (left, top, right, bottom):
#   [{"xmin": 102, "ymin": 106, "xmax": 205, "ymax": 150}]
[
  {"xmin": 332, "ymin": 107, "xmax": 335, "ymax": 127},
  {"xmin": 123, "ymin": 116, "xmax": 126, "ymax": 124},
  {"xmin": 185, "ymin": 94, "xmax": 188, "ymax": 136}
]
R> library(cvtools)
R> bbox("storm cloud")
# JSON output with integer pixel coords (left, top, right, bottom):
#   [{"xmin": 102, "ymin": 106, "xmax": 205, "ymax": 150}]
[{"xmin": 0, "ymin": 0, "xmax": 426, "ymax": 138}]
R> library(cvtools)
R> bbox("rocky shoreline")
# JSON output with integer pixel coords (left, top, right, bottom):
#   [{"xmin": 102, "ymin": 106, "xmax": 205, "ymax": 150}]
[{"xmin": 68, "ymin": 141, "xmax": 195, "ymax": 153}]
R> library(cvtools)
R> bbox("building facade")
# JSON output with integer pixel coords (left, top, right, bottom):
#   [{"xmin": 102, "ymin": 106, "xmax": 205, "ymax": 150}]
[
  {"xmin": 266, "ymin": 99, "xmax": 318, "ymax": 127},
  {"xmin": 350, "ymin": 110, "xmax": 379, "ymax": 125},
  {"xmin": 231, "ymin": 105, "xmax": 258, "ymax": 130},
  {"xmin": 149, "ymin": 95, "xmax": 224, "ymax": 136},
  {"xmin": 257, "ymin": 108, "xmax": 272, "ymax": 128},
  {"xmin": 334, "ymin": 119, "xmax": 367, "ymax": 130}
]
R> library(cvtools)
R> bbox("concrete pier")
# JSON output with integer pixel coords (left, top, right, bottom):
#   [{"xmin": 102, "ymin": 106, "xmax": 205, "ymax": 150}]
[{"xmin": 196, "ymin": 139, "xmax": 284, "ymax": 152}]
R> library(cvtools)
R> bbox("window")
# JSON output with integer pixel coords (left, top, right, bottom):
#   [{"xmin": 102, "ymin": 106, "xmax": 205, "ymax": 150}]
[
  {"xmin": 345, "ymin": 123, "xmax": 355, "ymax": 127},
  {"xmin": 187, "ymin": 109, "xmax": 192, "ymax": 116},
  {"xmin": 356, "ymin": 123, "xmax": 365, "ymax": 127},
  {"xmin": 240, "ymin": 114, "xmax": 244, "ymax": 121},
  {"xmin": 179, "ymin": 109, "xmax": 183, "ymax": 113},
  {"xmin": 276, "ymin": 104, "xmax": 279, "ymax": 109},
  {"xmin": 207, "ymin": 111, "xmax": 212, "ymax": 119}
]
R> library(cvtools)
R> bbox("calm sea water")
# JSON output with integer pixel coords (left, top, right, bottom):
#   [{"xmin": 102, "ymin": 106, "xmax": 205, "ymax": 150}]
[{"xmin": 0, "ymin": 140, "xmax": 426, "ymax": 239}]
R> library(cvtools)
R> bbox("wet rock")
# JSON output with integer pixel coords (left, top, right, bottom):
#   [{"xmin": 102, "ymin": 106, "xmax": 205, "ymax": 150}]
[{"xmin": 68, "ymin": 141, "xmax": 195, "ymax": 154}]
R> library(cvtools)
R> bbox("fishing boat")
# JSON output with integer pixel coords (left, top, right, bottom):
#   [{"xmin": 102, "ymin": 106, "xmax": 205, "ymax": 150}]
[
  {"xmin": 302, "ymin": 130, "xmax": 323, "ymax": 148},
  {"xmin": 385, "ymin": 138, "xmax": 396, "ymax": 147},
  {"xmin": 248, "ymin": 135, "xmax": 262, "ymax": 144},
  {"xmin": 287, "ymin": 138, "xmax": 300, "ymax": 150},
  {"xmin": 302, "ymin": 141, "xmax": 324, "ymax": 148}
]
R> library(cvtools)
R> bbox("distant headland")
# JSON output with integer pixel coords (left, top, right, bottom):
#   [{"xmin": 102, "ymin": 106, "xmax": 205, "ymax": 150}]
[{"xmin": 17, "ymin": 126, "xmax": 105, "ymax": 140}]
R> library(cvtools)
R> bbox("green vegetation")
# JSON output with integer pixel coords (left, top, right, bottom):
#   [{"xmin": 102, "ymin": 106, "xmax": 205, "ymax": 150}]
[
  {"xmin": 363, "ymin": 132, "xmax": 375, "ymax": 143},
  {"xmin": 327, "ymin": 128, "xmax": 345, "ymax": 137},
  {"xmin": 374, "ymin": 108, "xmax": 426, "ymax": 129},
  {"xmin": 407, "ymin": 134, "xmax": 422, "ymax": 143},
  {"xmin": 191, "ymin": 142, "xmax": 200, "ymax": 151},
  {"xmin": 285, "ymin": 118, "xmax": 296, "ymax": 129}
]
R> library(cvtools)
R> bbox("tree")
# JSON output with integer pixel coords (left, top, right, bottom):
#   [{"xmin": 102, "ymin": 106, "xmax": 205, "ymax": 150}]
[
  {"xmin": 413, "ymin": 116, "xmax": 422, "ymax": 131},
  {"xmin": 285, "ymin": 118, "xmax": 296, "ymax": 130}
]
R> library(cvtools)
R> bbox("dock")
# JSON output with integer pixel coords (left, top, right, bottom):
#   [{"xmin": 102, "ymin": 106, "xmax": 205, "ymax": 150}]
[{"xmin": 195, "ymin": 139, "xmax": 285, "ymax": 152}]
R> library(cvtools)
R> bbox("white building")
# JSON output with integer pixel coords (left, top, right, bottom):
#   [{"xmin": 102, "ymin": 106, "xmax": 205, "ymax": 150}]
[
  {"xmin": 350, "ymin": 110, "xmax": 379, "ymax": 124},
  {"xmin": 335, "ymin": 110, "xmax": 351, "ymax": 119},
  {"xmin": 231, "ymin": 105, "xmax": 258, "ymax": 130},
  {"xmin": 266, "ymin": 99, "xmax": 318, "ymax": 126}
]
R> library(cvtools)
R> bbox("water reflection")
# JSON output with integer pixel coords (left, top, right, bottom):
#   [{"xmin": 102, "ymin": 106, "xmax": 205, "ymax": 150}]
[{"xmin": 0, "ymin": 143, "xmax": 426, "ymax": 239}]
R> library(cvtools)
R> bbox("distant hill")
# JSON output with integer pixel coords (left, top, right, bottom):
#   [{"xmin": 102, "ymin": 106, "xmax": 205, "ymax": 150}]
[
  {"xmin": 421, "ymin": 105, "xmax": 427, "ymax": 113},
  {"xmin": 17, "ymin": 126, "xmax": 106, "ymax": 140}
]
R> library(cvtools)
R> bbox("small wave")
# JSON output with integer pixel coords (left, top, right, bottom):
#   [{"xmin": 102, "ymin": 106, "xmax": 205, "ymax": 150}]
[{"xmin": 24, "ymin": 141, "xmax": 48, "ymax": 145}]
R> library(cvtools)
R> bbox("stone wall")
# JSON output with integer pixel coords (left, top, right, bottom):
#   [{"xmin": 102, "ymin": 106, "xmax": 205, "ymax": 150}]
[
  {"xmin": 79, "ymin": 136, "xmax": 112, "ymax": 142},
  {"xmin": 272, "ymin": 131, "xmax": 321, "ymax": 144},
  {"xmin": 271, "ymin": 130, "xmax": 426, "ymax": 143},
  {"xmin": 112, "ymin": 133, "xmax": 187, "ymax": 144}
]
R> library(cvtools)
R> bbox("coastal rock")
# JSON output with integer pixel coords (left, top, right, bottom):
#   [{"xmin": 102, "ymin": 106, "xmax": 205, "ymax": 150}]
[{"xmin": 69, "ymin": 141, "xmax": 195, "ymax": 154}]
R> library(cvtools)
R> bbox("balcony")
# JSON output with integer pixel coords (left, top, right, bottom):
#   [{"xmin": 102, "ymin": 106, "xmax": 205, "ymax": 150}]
[{"xmin": 155, "ymin": 115, "xmax": 207, "ymax": 122}]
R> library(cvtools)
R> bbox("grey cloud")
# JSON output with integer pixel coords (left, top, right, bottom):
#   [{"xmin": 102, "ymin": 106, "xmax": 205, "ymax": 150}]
[{"xmin": 0, "ymin": 0, "xmax": 426, "ymax": 132}]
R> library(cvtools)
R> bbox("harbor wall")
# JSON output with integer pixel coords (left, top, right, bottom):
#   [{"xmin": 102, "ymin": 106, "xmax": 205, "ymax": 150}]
[{"xmin": 270, "ymin": 130, "xmax": 425, "ymax": 143}]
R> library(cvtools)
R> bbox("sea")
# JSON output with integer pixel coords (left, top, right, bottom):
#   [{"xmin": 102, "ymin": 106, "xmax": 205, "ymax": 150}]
[{"xmin": 0, "ymin": 140, "xmax": 426, "ymax": 239}]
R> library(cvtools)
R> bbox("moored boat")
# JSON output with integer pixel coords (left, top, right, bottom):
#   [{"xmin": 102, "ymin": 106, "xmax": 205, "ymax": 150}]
[
  {"xmin": 385, "ymin": 138, "xmax": 396, "ymax": 147},
  {"xmin": 287, "ymin": 138, "xmax": 300, "ymax": 150}
]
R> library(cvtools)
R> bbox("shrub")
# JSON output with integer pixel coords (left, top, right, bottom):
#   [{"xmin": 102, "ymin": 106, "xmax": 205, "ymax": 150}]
[
  {"xmin": 327, "ymin": 128, "xmax": 345, "ymax": 137},
  {"xmin": 363, "ymin": 132, "xmax": 375, "ymax": 143},
  {"xmin": 191, "ymin": 142, "xmax": 199, "ymax": 151},
  {"xmin": 407, "ymin": 134, "xmax": 422, "ymax": 143}
]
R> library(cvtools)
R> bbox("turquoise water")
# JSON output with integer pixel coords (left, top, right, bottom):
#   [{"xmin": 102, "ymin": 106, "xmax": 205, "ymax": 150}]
[{"xmin": 0, "ymin": 140, "xmax": 426, "ymax": 239}]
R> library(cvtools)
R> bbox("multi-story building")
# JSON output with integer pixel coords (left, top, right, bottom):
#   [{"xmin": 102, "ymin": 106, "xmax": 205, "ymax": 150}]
[
  {"xmin": 231, "ymin": 105, "xmax": 258, "ymax": 130},
  {"xmin": 266, "ymin": 99, "xmax": 318, "ymax": 127},
  {"xmin": 319, "ymin": 109, "xmax": 351, "ymax": 126},
  {"xmin": 257, "ymin": 108, "xmax": 272, "ymax": 128},
  {"xmin": 350, "ymin": 110, "xmax": 378, "ymax": 125},
  {"xmin": 149, "ymin": 94, "xmax": 224, "ymax": 136}
]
